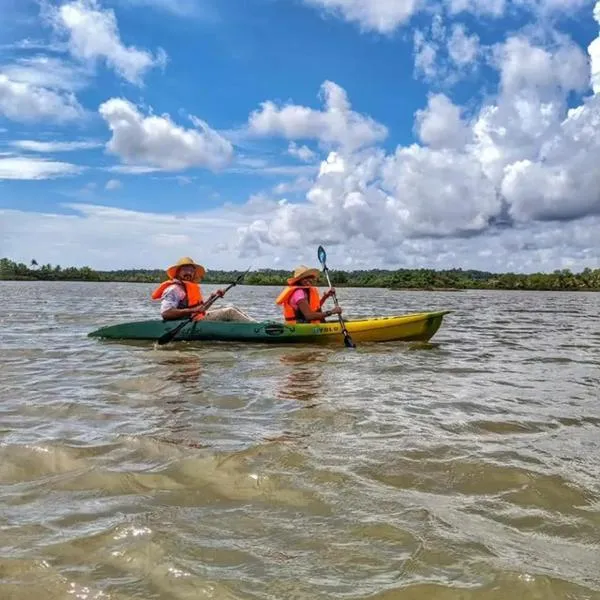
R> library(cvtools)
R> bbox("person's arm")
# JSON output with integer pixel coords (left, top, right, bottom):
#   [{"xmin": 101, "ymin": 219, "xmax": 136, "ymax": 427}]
[
  {"xmin": 161, "ymin": 287, "xmax": 225, "ymax": 320},
  {"xmin": 161, "ymin": 306, "xmax": 199, "ymax": 320},
  {"xmin": 296, "ymin": 298, "xmax": 341, "ymax": 322},
  {"xmin": 319, "ymin": 287, "xmax": 335, "ymax": 307}
]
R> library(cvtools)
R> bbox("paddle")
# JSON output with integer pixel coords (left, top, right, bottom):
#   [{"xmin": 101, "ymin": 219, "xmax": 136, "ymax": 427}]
[
  {"xmin": 317, "ymin": 245, "xmax": 356, "ymax": 349},
  {"xmin": 157, "ymin": 268, "xmax": 250, "ymax": 346}
]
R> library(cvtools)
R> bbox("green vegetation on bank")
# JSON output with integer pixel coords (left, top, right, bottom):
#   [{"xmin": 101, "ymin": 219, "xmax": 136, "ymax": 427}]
[{"xmin": 1, "ymin": 257, "xmax": 599, "ymax": 291}]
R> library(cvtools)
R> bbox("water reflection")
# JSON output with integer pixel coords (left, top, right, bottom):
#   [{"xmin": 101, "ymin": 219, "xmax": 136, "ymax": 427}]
[
  {"xmin": 145, "ymin": 350, "xmax": 208, "ymax": 448},
  {"xmin": 276, "ymin": 349, "xmax": 330, "ymax": 405},
  {"xmin": 153, "ymin": 350, "xmax": 204, "ymax": 386}
]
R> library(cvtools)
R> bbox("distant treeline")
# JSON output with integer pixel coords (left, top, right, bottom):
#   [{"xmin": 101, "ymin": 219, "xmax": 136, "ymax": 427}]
[{"xmin": 1, "ymin": 257, "xmax": 599, "ymax": 291}]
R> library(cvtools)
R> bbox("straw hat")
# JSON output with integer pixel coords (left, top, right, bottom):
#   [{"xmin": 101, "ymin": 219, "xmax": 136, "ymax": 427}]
[
  {"xmin": 287, "ymin": 265, "xmax": 320, "ymax": 285},
  {"xmin": 166, "ymin": 257, "xmax": 206, "ymax": 282}
]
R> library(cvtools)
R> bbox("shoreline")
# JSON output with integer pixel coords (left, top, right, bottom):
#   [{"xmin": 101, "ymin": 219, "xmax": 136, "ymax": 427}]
[
  {"xmin": 2, "ymin": 258, "xmax": 599, "ymax": 292},
  {"xmin": 1, "ymin": 277, "xmax": 599, "ymax": 292}
]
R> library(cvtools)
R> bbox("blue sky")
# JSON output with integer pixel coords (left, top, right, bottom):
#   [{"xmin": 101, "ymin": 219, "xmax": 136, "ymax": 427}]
[{"xmin": 1, "ymin": 0, "xmax": 599, "ymax": 272}]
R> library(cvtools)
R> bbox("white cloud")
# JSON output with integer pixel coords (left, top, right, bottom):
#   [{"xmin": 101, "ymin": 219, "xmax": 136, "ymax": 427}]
[
  {"xmin": 2, "ymin": 201, "xmax": 599, "ymax": 274},
  {"xmin": 273, "ymin": 177, "xmax": 313, "ymax": 195},
  {"xmin": 256, "ymin": 165, "xmax": 318, "ymax": 176},
  {"xmin": 413, "ymin": 17, "xmax": 481, "ymax": 84},
  {"xmin": 105, "ymin": 178, "xmax": 122, "ymax": 190},
  {"xmin": 115, "ymin": 0, "xmax": 214, "ymax": 18},
  {"xmin": 232, "ymin": 170, "xmax": 600, "ymax": 269},
  {"xmin": 502, "ymin": 94, "xmax": 600, "ymax": 222},
  {"xmin": 301, "ymin": 0, "xmax": 423, "ymax": 34},
  {"xmin": 236, "ymin": 148, "xmax": 499, "ymax": 250},
  {"xmin": 234, "ymin": 13, "xmax": 600, "ymax": 265},
  {"xmin": 47, "ymin": 0, "xmax": 166, "ymax": 85},
  {"xmin": 98, "ymin": 97, "xmax": 234, "ymax": 171},
  {"xmin": 526, "ymin": 0, "xmax": 591, "ymax": 14},
  {"xmin": 234, "ymin": 157, "xmax": 269, "ymax": 169},
  {"xmin": 0, "ymin": 155, "xmax": 82, "ymax": 180},
  {"xmin": 302, "ymin": 0, "xmax": 586, "ymax": 33},
  {"xmin": 288, "ymin": 142, "xmax": 316, "ymax": 162},
  {"xmin": 0, "ymin": 39, "xmax": 68, "ymax": 52},
  {"xmin": 446, "ymin": 0, "xmax": 506, "ymax": 17},
  {"xmin": 0, "ymin": 202, "xmax": 279, "ymax": 272},
  {"xmin": 413, "ymin": 30, "xmax": 439, "ymax": 80},
  {"xmin": 447, "ymin": 24, "xmax": 480, "ymax": 66},
  {"xmin": 226, "ymin": 156, "xmax": 318, "ymax": 177},
  {"xmin": 468, "ymin": 33, "xmax": 591, "ymax": 186},
  {"xmin": 11, "ymin": 140, "xmax": 101, "ymax": 152},
  {"xmin": 1, "ymin": 55, "xmax": 90, "ymax": 91},
  {"xmin": 248, "ymin": 80, "xmax": 388, "ymax": 150},
  {"xmin": 590, "ymin": 0, "xmax": 600, "ymax": 93},
  {"xmin": 415, "ymin": 93, "xmax": 469, "ymax": 149},
  {"xmin": 494, "ymin": 35, "xmax": 589, "ymax": 97},
  {"xmin": 381, "ymin": 146, "xmax": 500, "ymax": 237},
  {"xmin": 0, "ymin": 73, "xmax": 84, "ymax": 122},
  {"xmin": 380, "ymin": 217, "xmax": 600, "ymax": 272},
  {"xmin": 105, "ymin": 165, "xmax": 163, "ymax": 174}
]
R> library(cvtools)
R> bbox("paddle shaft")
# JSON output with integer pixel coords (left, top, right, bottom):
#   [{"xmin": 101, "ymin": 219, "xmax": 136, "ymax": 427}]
[
  {"xmin": 157, "ymin": 271, "xmax": 247, "ymax": 345},
  {"xmin": 321, "ymin": 263, "xmax": 356, "ymax": 349}
]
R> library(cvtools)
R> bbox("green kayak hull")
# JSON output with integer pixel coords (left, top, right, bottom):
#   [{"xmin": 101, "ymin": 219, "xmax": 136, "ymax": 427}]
[{"xmin": 88, "ymin": 311, "xmax": 451, "ymax": 344}]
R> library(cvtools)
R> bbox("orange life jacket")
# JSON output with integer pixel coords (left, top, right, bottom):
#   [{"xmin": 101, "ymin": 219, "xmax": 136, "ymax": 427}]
[
  {"xmin": 151, "ymin": 279, "xmax": 205, "ymax": 320},
  {"xmin": 275, "ymin": 285, "xmax": 322, "ymax": 323}
]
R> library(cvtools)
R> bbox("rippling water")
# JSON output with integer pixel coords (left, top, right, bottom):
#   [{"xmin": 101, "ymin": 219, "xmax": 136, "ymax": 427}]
[{"xmin": 1, "ymin": 281, "xmax": 599, "ymax": 599}]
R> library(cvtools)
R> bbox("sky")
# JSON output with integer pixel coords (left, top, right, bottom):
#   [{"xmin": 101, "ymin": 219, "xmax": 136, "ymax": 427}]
[{"xmin": 1, "ymin": 0, "xmax": 599, "ymax": 273}]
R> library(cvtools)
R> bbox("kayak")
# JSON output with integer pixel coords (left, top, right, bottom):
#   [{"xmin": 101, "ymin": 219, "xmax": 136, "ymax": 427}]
[
  {"xmin": 88, "ymin": 311, "xmax": 451, "ymax": 344},
  {"xmin": 88, "ymin": 311, "xmax": 450, "ymax": 344}
]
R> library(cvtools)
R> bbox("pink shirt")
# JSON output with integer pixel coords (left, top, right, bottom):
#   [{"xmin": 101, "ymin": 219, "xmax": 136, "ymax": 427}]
[{"xmin": 289, "ymin": 288, "xmax": 308, "ymax": 309}]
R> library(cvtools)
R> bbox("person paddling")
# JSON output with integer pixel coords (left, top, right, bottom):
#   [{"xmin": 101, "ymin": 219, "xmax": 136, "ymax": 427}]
[
  {"xmin": 151, "ymin": 257, "xmax": 255, "ymax": 322},
  {"xmin": 275, "ymin": 265, "xmax": 342, "ymax": 324}
]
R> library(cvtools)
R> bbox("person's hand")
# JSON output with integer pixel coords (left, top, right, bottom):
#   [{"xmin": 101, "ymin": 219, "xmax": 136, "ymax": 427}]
[
  {"xmin": 215, "ymin": 289, "xmax": 225, "ymax": 298},
  {"xmin": 329, "ymin": 306, "xmax": 342, "ymax": 316},
  {"xmin": 324, "ymin": 287, "xmax": 336, "ymax": 299}
]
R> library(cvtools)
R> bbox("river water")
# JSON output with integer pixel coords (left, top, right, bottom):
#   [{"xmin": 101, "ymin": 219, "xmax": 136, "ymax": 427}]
[{"xmin": 1, "ymin": 281, "xmax": 599, "ymax": 599}]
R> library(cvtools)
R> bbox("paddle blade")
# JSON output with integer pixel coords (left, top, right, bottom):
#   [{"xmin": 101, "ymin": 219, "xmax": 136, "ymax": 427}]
[
  {"xmin": 157, "ymin": 328, "xmax": 179, "ymax": 345},
  {"xmin": 157, "ymin": 331, "xmax": 176, "ymax": 345},
  {"xmin": 317, "ymin": 245, "xmax": 327, "ymax": 268},
  {"xmin": 157, "ymin": 318, "xmax": 189, "ymax": 345},
  {"xmin": 343, "ymin": 332, "xmax": 356, "ymax": 348}
]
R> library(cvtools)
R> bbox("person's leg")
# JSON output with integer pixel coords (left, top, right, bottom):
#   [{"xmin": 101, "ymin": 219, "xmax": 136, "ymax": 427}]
[
  {"xmin": 204, "ymin": 305, "xmax": 256, "ymax": 322},
  {"xmin": 229, "ymin": 306, "xmax": 257, "ymax": 322}
]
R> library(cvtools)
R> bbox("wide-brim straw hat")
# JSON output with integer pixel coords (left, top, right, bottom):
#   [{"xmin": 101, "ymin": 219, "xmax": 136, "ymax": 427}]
[
  {"xmin": 166, "ymin": 257, "xmax": 206, "ymax": 282},
  {"xmin": 287, "ymin": 265, "xmax": 320, "ymax": 285}
]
